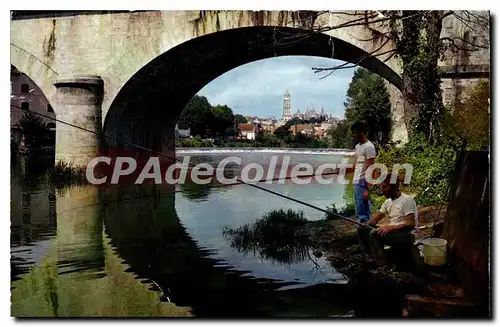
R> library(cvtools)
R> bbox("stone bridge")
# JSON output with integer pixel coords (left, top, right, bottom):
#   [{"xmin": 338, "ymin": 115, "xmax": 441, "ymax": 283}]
[{"xmin": 10, "ymin": 10, "xmax": 489, "ymax": 167}]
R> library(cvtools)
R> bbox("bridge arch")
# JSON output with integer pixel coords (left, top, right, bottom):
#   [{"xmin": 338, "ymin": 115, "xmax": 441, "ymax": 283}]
[
  {"xmin": 10, "ymin": 11, "xmax": 409, "ymax": 164},
  {"xmin": 10, "ymin": 65, "xmax": 57, "ymax": 151},
  {"xmin": 103, "ymin": 25, "xmax": 402, "ymax": 153},
  {"xmin": 10, "ymin": 45, "xmax": 58, "ymax": 105}
]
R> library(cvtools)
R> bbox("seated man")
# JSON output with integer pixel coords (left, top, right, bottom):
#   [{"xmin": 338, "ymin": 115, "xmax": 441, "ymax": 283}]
[{"xmin": 357, "ymin": 174, "xmax": 418, "ymax": 264}]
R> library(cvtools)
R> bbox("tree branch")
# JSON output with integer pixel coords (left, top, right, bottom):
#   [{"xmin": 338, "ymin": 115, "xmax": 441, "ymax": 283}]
[
  {"xmin": 311, "ymin": 35, "xmax": 395, "ymax": 76},
  {"xmin": 312, "ymin": 48, "xmax": 398, "ymax": 79},
  {"xmin": 441, "ymin": 36, "xmax": 488, "ymax": 51},
  {"xmin": 452, "ymin": 11, "xmax": 489, "ymax": 35},
  {"xmin": 267, "ymin": 11, "xmax": 429, "ymax": 53}
]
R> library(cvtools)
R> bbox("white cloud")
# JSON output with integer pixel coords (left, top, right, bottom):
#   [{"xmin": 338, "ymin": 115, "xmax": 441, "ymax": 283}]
[{"xmin": 198, "ymin": 56, "xmax": 355, "ymax": 118}]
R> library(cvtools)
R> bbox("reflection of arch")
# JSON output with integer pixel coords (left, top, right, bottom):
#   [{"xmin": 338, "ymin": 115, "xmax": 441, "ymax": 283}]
[
  {"xmin": 103, "ymin": 184, "xmax": 353, "ymax": 317},
  {"xmin": 103, "ymin": 26, "xmax": 402, "ymax": 149}
]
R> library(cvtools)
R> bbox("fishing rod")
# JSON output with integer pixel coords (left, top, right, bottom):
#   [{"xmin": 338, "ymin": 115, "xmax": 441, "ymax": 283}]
[
  {"xmin": 47, "ymin": 170, "xmax": 340, "ymax": 217},
  {"xmin": 11, "ymin": 107, "xmax": 372, "ymax": 229}
]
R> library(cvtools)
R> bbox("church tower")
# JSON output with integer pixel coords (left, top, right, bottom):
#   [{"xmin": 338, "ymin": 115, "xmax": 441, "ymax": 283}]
[{"xmin": 282, "ymin": 90, "xmax": 292, "ymax": 121}]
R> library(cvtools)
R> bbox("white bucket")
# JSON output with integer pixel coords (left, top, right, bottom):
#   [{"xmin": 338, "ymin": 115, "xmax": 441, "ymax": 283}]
[{"xmin": 421, "ymin": 238, "xmax": 447, "ymax": 266}]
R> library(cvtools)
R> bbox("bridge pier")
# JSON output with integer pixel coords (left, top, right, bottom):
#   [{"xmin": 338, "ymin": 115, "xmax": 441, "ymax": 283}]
[{"xmin": 54, "ymin": 75, "xmax": 104, "ymax": 168}]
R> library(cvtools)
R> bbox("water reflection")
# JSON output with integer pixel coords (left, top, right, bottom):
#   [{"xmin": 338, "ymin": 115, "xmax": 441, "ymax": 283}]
[
  {"xmin": 177, "ymin": 157, "xmax": 239, "ymax": 202},
  {"xmin": 102, "ymin": 183, "xmax": 351, "ymax": 316},
  {"xmin": 178, "ymin": 178, "xmax": 213, "ymax": 201},
  {"xmin": 54, "ymin": 186, "xmax": 105, "ymax": 278},
  {"xmin": 11, "ymin": 231, "xmax": 192, "ymax": 317},
  {"xmin": 11, "ymin": 158, "xmax": 191, "ymax": 317},
  {"xmin": 11, "ymin": 156, "xmax": 57, "ymax": 282},
  {"xmin": 223, "ymin": 209, "xmax": 316, "ymax": 265},
  {"xmin": 102, "ymin": 183, "xmax": 279, "ymax": 316},
  {"xmin": 12, "ymin": 152, "xmax": 357, "ymax": 317}
]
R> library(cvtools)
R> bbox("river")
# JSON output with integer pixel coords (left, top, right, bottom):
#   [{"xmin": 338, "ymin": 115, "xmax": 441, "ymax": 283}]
[{"xmin": 10, "ymin": 149, "xmax": 357, "ymax": 317}]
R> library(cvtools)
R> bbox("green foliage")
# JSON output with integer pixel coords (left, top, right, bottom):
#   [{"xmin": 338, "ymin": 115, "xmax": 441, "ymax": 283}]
[
  {"xmin": 325, "ymin": 183, "xmax": 357, "ymax": 219},
  {"xmin": 300, "ymin": 136, "xmax": 328, "ymax": 149},
  {"xmin": 375, "ymin": 133, "xmax": 457, "ymax": 206},
  {"xmin": 179, "ymin": 96, "xmax": 239, "ymax": 138},
  {"xmin": 215, "ymin": 131, "xmax": 329, "ymax": 149},
  {"xmin": 211, "ymin": 104, "xmax": 235, "ymax": 137},
  {"xmin": 443, "ymin": 80, "xmax": 490, "ymax": 151},
  {"xmin": 264, "ymin": 127, "xmax": 330, "ymax": 149},
  {"xmin": 178, "ymin": 176, "xmax": 213, "ymax": 200},
  {"xmin": 177, "ymin": 137, "xmax": 214, "ymax": 148},
  {"xmin": 323, "ymin": 68, "xmax": 391, "ymax": 150},
  {"xmin": 17, "ymin": 111, "xmax": 54, "ymax": 155},
  {"xmin": 290, "ymin": 133, "xmax": 328, "ymax": 148},
  {"xmin": 234, "ymin": 114, "xmax": 248, "ymax": 124},
  {"xmin": 224, "ymin": 125, "xmax": 238, "ymax": 137},
  {"xmin": 390, "ymin": 11, "xmax": 446, "ymax": 143},
  {"xmin": 11, "ymin": 134, "xmax": 20, "ymax": 155},
  {"xmin": 255, "ymin": 131, "xmax": 282, "ymax": 147},
  {"xmin": 215, "ymin": 140, "xmax": 255, "ymax": 148},
  {"xmin": 325, "ymin": 120, "xmax": 354, "ymax": 149},
  {"xmin": 370, "ymin": 194, "xmax": 387, "ymax": 215},
  {"xmin": 179, "ymin": 95, "xmax": 214, "ymax": 137},
  {"xmin": 49, "ymin": 160, "xmax": 87, "ymax": 186},
  {"xmin": 274, "ymin": 125, "xmax": 292, "ymax": 141},
  {"xmin": 223, "ymin": 209, "xmax": 312, "ymax": 264},
  {"xmin": 325, "ymin": 202, "xmax": 356, "ymax": 220},
  {"xmin": 344, "ymin": 68, "xmax": 392, "ymax": 144}
]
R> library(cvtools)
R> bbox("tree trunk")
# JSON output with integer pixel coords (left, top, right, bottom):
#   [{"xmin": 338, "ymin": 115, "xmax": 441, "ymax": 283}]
[
  {"xmin": 423, "ymin": 11, "xmax": 445, "ymax": 144},
  {"xmin": 399, "ymin": 11, "xmax": 445, "ymax": 142},
  {"xmin": 399, "ymin": 11, "xmax": 423, "ymax": 137}
]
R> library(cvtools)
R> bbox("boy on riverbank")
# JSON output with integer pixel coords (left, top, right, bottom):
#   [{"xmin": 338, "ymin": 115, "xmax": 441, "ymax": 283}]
[
  {"xmin": 357, "ymin": 174, "xmax": 418, "ymax": 264},
  {"xmin": 350, "ymin": 122, "xmax": 376, "ymax": 223}
]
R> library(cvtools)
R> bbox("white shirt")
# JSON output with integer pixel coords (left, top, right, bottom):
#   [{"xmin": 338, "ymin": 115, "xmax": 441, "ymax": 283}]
[
  {"xmin": 354, "ymin": 140, "xmax": 376, "ymax": 182},
  {"xmin": 379, "ymin": 193, "xmax": 418, "ymax": 229}
]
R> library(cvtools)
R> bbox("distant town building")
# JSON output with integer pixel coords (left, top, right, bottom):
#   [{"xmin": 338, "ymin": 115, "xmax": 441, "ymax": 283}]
[
  {"xmin": 308, "ymin": 117, "xmax": 341, "ymax": 138},
  {"xmin": 282, "ymin": 90, "xmax": 292, "ymax": 121},
  {"xmin": 175, "ymin": 123, "xmax": 191, "ymax": 138},
  {"xmin": 294, "ymin": 109, "xmax": 302, "ymax": 120},
  {"xmin": 274, "ymin": 121, "xmax": 285, "ymax": 129},
  {"xmin": 11, "ymin": 66, "xmax": 56, "ymax": 146},
  {"xmin": 259, "ymin": 119, "xmax": 276, "ymax": 133},
  {"xmin": 314, "ymin": 126, "xmax": 326, "ymax": 138},
  {"xmin": 238, "ymin": 123, "xmax": 257, "ymax": 140},
  {"xmin": 290, "ymin": 124, "xmax": 315, "ymax": 136},
  {"xmin": 280, "ymin": 90, "xmax": 337, "ymax": 123},
  {"xmin": 292, "ymin": 106, "xmax": 330, "ymax": 120}
]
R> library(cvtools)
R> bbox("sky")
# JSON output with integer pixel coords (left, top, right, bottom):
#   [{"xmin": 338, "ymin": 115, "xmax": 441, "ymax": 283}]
[{"xmin": 197, "ymin": 56, "xmax": 356, "ymax": 119}]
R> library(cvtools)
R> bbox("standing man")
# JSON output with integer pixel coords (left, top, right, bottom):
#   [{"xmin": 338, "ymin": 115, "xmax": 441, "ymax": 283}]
[{"xmin": 351, "ymin": 121, "xmax": 376, "ymax": 223}]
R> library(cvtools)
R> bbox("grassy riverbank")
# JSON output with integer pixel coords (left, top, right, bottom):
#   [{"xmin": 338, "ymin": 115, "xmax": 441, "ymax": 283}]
[
  {"xmin": 306, "ymin": 205, "xmax": 484, "ymax": 317},
  {"xmin": 223, "ymin": 206, "xmax": 482, "ymax": 317}
]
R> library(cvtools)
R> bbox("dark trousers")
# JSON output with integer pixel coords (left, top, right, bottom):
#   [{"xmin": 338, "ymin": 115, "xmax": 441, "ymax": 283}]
[{"xmin": 357, "ymin": 226, "xmax": 414, "ymax": 261}]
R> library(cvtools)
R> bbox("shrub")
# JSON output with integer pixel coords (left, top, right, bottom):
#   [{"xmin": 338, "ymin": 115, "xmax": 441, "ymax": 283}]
[
  {"xmin": 375, "ymin": 133, "xmax": 457, "ymax": 206},
  {"xmin": 444, "ymin": 80, "xmax": 490, "ymax": 151},
  {"xmin": 177, "ymin": 138, "xmax": 214, "ymax": 148},
  {"xmin": 17, "ymin": 111, "xmax": 54, "ymax": 155},
  {"xmin": 223, "ymin": 209, "xmax": 312, "ymax": 264},
  {"xmin": 325, "ymin": 202, "xmax": 356, "ymax": 220},
  {"xmin": 48, "ymin": 160, "xmax": 87, "ymax": 186}
]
